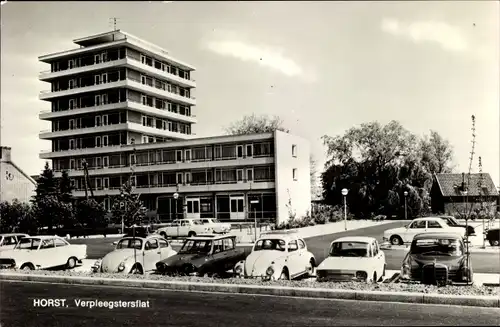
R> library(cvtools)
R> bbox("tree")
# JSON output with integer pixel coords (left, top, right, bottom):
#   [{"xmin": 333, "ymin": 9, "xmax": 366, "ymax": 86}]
[
  {"xmin": 224, "ymin": 113, "xmax": 318, "ymax": 195},
  {"xmin": 33, "ymin": 162, "xmax": 58, "ymax": 203},
  {"xmin": 321, "ymin": 121, "xmax": 450, "ymax": 218},
  {"xmin": 58, "ymin": 170, "xmax": 74, "ymax": 203},
  {"xmin": 74, "ymin": 199, "xmax": 107, "ymax": 231},
  {"xmin": 110, "ymin": 182, "xmax": 147, "ymax": 227},
  {"xmin": 419, "ymin": 130, "xmax": 454, "ymax": 174},
  {"xmin": 224, "ymin": 114, "xmax": 289, "ymax": 135},
  {"xmin": 0, "ymin": 200, "xmax": 38, "ymax": 234}
]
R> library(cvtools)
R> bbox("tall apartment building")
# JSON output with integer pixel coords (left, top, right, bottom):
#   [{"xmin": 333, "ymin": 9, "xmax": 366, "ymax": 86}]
[{"xmin": 38, "ymin": 30, "xmax": 311, "ymax": 225}]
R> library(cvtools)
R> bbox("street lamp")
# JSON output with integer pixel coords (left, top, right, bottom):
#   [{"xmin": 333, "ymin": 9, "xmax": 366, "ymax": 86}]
[
  {"xmin": 460, "ymin": 190, "xmax": 469, "ymax": 255},
  {"xmin": 173, "ymin": 192, "xmax": 179, "ymax": 220},
  {"xmin": 341, "ymin": 188, "xmax": 349, "ymax": 231},
  {"xmin": 404, "ymin": 191, "xmax": 408, "ymax": 220}
]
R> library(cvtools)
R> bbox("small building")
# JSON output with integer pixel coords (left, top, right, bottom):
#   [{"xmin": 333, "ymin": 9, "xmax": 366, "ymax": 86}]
[
  {"xmin": 431, "ymin": 173, "xmax": 499, "ymax": 216},
  {"xmin": 0, "ymin": 147, "xmax": 37, "ymax": 203}
]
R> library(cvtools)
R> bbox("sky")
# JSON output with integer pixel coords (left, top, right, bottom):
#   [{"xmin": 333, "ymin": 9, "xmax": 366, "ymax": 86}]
[{"xmin": 1, "ymin": 1, "xmax": 499, "ymax": 186}]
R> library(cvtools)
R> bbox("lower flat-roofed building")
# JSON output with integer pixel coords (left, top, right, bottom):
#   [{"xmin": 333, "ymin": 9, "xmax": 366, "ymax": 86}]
[
  {"xmin": 50, "ymin": 130, "xmax": 311, "ymax": 225},
  {"xmin": 0, "ymin": 147, "xmax": 37, "ymax": 203}
]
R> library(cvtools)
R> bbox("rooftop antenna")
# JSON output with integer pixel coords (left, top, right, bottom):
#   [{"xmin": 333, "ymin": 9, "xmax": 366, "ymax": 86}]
[{"xmin": 109, "ymin": 17, "xmax": 120, "ymax": 32}]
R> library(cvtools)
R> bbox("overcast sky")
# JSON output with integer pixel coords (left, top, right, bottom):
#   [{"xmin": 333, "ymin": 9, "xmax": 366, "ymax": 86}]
[{"xmin": 1, "ymin": 1, "xmax": 499, "ymax": 186}]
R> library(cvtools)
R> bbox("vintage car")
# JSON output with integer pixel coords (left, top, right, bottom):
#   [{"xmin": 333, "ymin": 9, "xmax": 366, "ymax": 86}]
[
  {"xmin": 383, "ymin": 217, "xmax": 465, "ymax": 246},
  {"xmin": 0, "ymin": 233, "xmax": 29, "ymax": 251},
  {"xmin": 439, "ymin": 216, "xmax": 476, "ymax": 236},
  {"xmin": 485, "ymin": 227, "xmax": 500, "ymax": 246},
  {"xmin": 92, "ymin": 235, "xmax": 176, "ymax": 274},
  {"xmin": 233, "ymin": 231, "xmax": 316, "ymax": 280},
  {"xmin": 0, "ymin": 236, "xmax": 87, "ymax": 270},
  {"xmin": 156, "ymin": 219, "xmax": 212, "ymax": 238},
  {"xmin": 400, "ymin": 232, "xmax": 473, "ymax": 285},
  {"xmin": 155, "ymin": 235, "xmax": 245, "ymax": 276},
  {"xmin": 199, "ymin": 218, "xmax": 232, "ymax": 234},
  {"xmin": 316, "ymin": 237, "xmax": 386, "ymax": 283}
]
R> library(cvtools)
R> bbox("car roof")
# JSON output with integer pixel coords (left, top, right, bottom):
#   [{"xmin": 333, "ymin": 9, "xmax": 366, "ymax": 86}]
[
  {"xmin": 413, "ymin": 217, "xmax": 445, "ymax": 222},
  {"xmin": 414, "ymin": 232, "xmax": 462, "ymax": 240},
  {"xmin": 188, "ymin": 234, "xmax": 236, "ymax": 241},
  {"xmin": 22, "ymin": 235, "xmax": 65, "ymax": 240},
  {"xmin": 258, "ymin": 231, "xmax": 301, "ymax": 241},
  {"xmin": 333, "ymin": 236, "xmax": 376, "ymax": 243}
]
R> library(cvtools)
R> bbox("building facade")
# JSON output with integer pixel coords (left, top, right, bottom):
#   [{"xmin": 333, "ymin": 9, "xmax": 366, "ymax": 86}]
[
  {"xmin": 0, "ymin": 147, "xmax": 37, "ymax": 203},
  {"xmin": 38, "ymin": 30, "xmax": 311, "ymax": 225}
]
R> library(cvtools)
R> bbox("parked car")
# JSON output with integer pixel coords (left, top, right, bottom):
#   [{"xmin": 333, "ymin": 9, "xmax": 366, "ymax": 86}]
[
  {"xmin": 439, "ymin": 216, "xmax": 476, "ymax": 236},
  {"xmin": 0, "ymin": 236, "xmax": 87, "ymax": 270},
  {"xmin": 0, "ymin": 233, "xmax": 29, "ymax": 251},
  {"xmin": 156, "ymin": 235, "xmax": 245, "ymax": 276},
  {"xmin": 199, "ymin": 218, "xmax": 232, "ymax": 234},
  {"xmin": 383, "ymin": 217, "xmax": 465, "ymax": 246},
  {"xmin": 485, "ymin": 228, "xmax": 500, "ymax": 246},
  {"xmin": 92, "ymin": 235, "xmax": 176, "ymax": 274},
  {"xmin": 400, "ymin": 232, "xmax": 473, "ymax": 286},
  {"xmin": 233, "ymin": 231, "xmax": 316, "ymax": 280},
  {"xmin": 155, "ymin": 219, "xmax": 212, "ymax": 238},
  {"xmin": 316, "ymin": 237, "xmax": 386, "ymax": 283}
]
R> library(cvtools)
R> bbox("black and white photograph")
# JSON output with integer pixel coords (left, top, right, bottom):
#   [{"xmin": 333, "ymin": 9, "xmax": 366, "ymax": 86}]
[{"xmin": 0, "ymin": 1, "xmax": 499, "ymax": 326}]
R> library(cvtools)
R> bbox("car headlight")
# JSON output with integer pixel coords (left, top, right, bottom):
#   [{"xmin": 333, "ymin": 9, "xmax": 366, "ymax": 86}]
[
  {"xmin": 117, "ymin": 262, "xmax": 126, "ymax": 272},
  {"xmin": 235, "ymin": 266, "xmax": 242, "ymax": 274},
  {"xmin": 355, "ymin": 271, "xmax": 368, "ymax": 280},
  {"xmin": 266, "ymin": 266, "xmax": 274, "ymax": 276}
]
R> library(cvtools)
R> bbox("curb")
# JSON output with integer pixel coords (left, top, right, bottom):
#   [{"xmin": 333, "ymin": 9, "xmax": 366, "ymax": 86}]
[{"xmin": 1, "ymin": 272, "xmax": 498, "ymax": 308}]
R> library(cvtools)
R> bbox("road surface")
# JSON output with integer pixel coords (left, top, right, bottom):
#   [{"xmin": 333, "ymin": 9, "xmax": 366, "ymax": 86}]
[
  {"xmin": 70, "ymin": 222, "xmax": 500, "ymax": 273},
  {"xmin": 1, "ymin": 281, "xmax": 499, "ymax": 326}
]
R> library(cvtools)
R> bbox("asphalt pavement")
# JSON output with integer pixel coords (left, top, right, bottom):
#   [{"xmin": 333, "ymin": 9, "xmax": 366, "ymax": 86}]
[
  {"xmin": 69, "ymin": 221, "xmax": 500, "ymax": 273},
  {"xmin": 1, "ymin": 280, "xmax": 499, "ymax": 327}
]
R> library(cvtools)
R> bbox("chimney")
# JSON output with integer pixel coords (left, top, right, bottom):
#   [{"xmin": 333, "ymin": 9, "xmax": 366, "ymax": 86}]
[
  {"xmin": 0, "ymin": 146, "xmax": 12, "ymax": 162},
  {"xmin": 461, "ymin": 172, "xmax": 466, "ymax": 191}
]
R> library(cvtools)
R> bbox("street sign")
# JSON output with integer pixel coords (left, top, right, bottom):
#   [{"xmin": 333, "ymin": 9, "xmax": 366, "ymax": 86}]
[{"xmin": 250, "ymin": 200, "xmax": 259, "ymax": 204}]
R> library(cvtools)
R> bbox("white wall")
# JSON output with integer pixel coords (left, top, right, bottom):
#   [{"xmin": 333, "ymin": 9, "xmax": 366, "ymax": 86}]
[
  {"xmin": 0, "ymin": 162, "xmax": 36, "ymax": 203},
  {"xmin": 273, "ymin": 130, "xmax": 311, "ymax": 225}
]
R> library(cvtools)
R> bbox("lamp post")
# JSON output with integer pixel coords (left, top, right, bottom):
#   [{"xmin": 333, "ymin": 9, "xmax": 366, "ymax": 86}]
[
  {"xmin": 460, "ymin": 190, "xmax": 469, "ymax": 255},
  {"xmin": 173, "ymin": 192, "xmax": 179, "ymax": 220},
  {"xmin": 404, "ymin": 191, "xmax": 408, "ymax": 220},
  {"xmin": 341, "ymin": 188, "xmax": 349, "ymax": 231}
]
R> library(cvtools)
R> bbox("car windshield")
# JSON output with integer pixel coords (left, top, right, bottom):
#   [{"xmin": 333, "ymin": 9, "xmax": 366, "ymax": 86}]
[
  {"xmin": 329, "ymin": 241, "xmax": 369, "ymax": 257},
  {"xmin": 253, "ymin": 239, "xmax": 286, "ymax": 252},
  {"xmin": 179, "ymin": 240, "xmax": 212, "ymax": 254},
  {"xmin": 412, "ymin": 238, "xmax": 463, "ymax": 256},
  {"xmin": 14, "ymin": 238, "xmax": 41, "ymax": 250},
  {"xmin": 116, "ymin": 239, "xmax": 143, "ymax": 250},
  {"xmin": 189, "ymin": 220, "xmax": 203, "ymax": 225},
  {"xmin": 447, "ymin": 217, "xmax": 459, "ymax": 225}
]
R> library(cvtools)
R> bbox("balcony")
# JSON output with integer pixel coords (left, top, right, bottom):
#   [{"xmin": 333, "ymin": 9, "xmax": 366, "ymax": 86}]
[
  {"xmin": 71, "ymin": 179, "xmax": 275, "ymax": 197},
  {"xmin": 39, "ymin": 145, "xmax": 125, "ymax": 159},
  {"xmin": 39, "ymin": 57, "xmax": 196, "ymax": 89},
  {"xmin": 54, "ymin": 156, "xmax": 275, "ymax": 177},
  {"xmin": 39, "ymin": 100, "xmax": 197, "ymax": 124},
  {"xmin": 39, "ymin": 76, "xmax": 196, "ymax": 106},
  {"xmin": 39, "ymin": 58, "xmax": 128, "ymax": 81},
  {"xmin": 39, "ymin": 121, "xmax": 193, "ymax": 140}
]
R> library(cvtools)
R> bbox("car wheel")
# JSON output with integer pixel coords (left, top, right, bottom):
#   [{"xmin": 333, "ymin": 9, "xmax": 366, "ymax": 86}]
[
  {"xmin": 66, "ymin": 257, "xmax": 77, "ymax": 269},
  {"xmin": 279, "ymin": 268, "xmax": 290, "ymax": 281},
  {"xmin": 489, "ymin": 239, "xmax": 499, "ymax": 246},
  {"xmin": 390, "ymin": 235, "xmax": 403, "ymax": 246},
  {"xmin": 130, "ymin": 264, "xmax": 143, "ymax": 275},
  {"xmin": 188, "ymin": 231, "xmax": 196, "ymax": 237},
  {"xmin": 372, "ymin": 272, "xmax": 378, "ymax": 284},
  {"xmin": 382, "ymin": 264, "xmax": 386, "ymax": 278},
  {"xmin": 20, "ymin": 263, "xmax": 34, "ymax": 271},
  {"xmin": 160, "ymin": 232, "xmax": 167, "ymax": 239},
  {"xmin": 308, "ymin": 258, "xmax": 316, "ymax": 277}
]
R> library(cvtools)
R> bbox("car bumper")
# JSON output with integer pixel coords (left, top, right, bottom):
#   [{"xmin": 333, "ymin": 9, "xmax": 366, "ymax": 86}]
[{"xmin": 316, "ymin": 271, "xmax": 366, "ymax": 282}]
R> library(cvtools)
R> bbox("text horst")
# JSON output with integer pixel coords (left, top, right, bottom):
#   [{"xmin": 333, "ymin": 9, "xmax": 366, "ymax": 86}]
[{"xmin": 33, "ymin": 299, "xmax": 151, "ymax": 309}]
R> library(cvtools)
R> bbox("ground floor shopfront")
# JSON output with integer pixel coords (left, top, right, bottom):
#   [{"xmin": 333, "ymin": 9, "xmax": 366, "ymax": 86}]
[{"xmin": 133, "ymin": 191, "xmax": 277, "ymax": 222}]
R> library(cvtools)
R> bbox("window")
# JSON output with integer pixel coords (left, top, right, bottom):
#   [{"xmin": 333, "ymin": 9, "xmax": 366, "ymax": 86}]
[
  {"xmin": 102, "ymin": 115, "xmax": 108, "ymax": 126},
  {"xmin": 102, "ymin": 94, "xmax": 108, "ymax": 105},
  {"xmin": 185, "ymin": 149, "xmax": 191, "ymax": 161},
  {"xmin": 103, "ymin": 178, "xmax": 109, "ymax": 189},
  {"xmin": 410, "ymin": 220, "xmax": 426, "ymax": 229},
  {"xmin": 69, "ymin": 139, "xmax": 75, "ymax": 150},
  {"xmin": 95, "ymin": 178, "xmax": 102, "ymax": 189},
  {"xmin": 96, "ymin": 157, "xmax": 102, "ymax": 168},
  {"xmin": 293, "ymin": 168, "xmax": 297, "ymax": 181},
  {"xmin": 298, "ymin": 239, "xmax": 306, "ymax": 249},
  {"xmin": 237, "ymin": 169, "xmax": 244, "ymax": 182},
  {"xmin": 145, "ymin": 239, "xmax": 158, "ymax": 250},
  {"xmin": 69, "ymin": 119, "xmax": 75, "ymax": 130},
  {"xmin": 246, "ymin": 169, "xmax": 253, "ymax": 182},
  {"xmin": 223, "ymin": 238, "xmax": 235, "ymax": 251},
  {"xmin": 94, "ymin": 75, "xmax": 101, "ymax": 85},
  {"xmin": 185, "ymin": 172, "xmax": 191, "ymax": 184},
  {"xmin": 94, "ymin": 54, "xmax": 100, "ymax": 64},
  {"xmin": 95, "ymin": 136, "xmax": 102, "ymax": 147},
  {"xmin": 288, "ymin": 240, "xmax": 298, "ymax": 252},
  {"xmin": 103, "ymin": 135, "xmax": 109, "ymax": 147},
  {"xmin": 373, "ymin": 242, "xmax": 379, "ymax": 256},
  {"xmin": 102, "ymin": 156, "xmax": 109, "ymax": 168},
  {"xmin": 69, "ymin": 79, "xmax": 75, "ymax": 89},
  {"xmin": 69, "ymin": 99, "xmax": 76, "ymax": 109},
  {"xmin": 237, "ymin": 145, "xmax": 243, "ymax": 158},
  {"xmin": 95, "ymin": 95, "xmax": 101, "ymax": 106},
  {"xmin": 213, "ymin": 239, "xmax": 223, "ymax": 253},
  {"xmin": 158, "ymin": 239, "xmax": 170, "ymax": 248},
  {"xmin": 70, "ymin": 159, "xmax": 75, "ymax": 170},
  {"xmin": 176, "ymin": 172, "xmax": 183, "ymax": 184},
  {"xmin": 130, "ymin": 176, "xmax": 136, "ymax": 187},
  {"xmin": 428, "ymin": 220, "xmax": 443, "ymax": 229},
  {"xmin": 246, "ymin": 144, "xmax": 253, "ymax": 157},
  {"xmin": 292, "ymin": 144, "xmax": 297, "ymax": 157},
  {"xmin": 176, "ymin": 150, "xmax": 183, "ymax": 162},
  {"xmin": 95, "ymin": 116, "xmax": 102, "ymax": 127},
  {"xmin": 130, "ymin": 154, "xmax": 136, "ymax": 165}
]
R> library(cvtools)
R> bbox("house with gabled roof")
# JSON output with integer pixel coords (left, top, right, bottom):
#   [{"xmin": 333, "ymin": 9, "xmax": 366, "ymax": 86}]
[
  {"xmin": 431, "ymin": 172, "xmax": 499, "ymax": 216},
  {"xmin": 0, "ymin": 147, "xmax": 37, "ymax": 203}
]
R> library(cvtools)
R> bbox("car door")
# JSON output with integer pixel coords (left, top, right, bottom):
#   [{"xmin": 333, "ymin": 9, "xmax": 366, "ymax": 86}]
[
  {"xmin": 39, "ymin": 238, "xmax": 58, "ymax": 268},
  {"xmin": 296, "ymin": 239, "xmax": 310, "ymax": 273},
  {"xmin": 142, "ymin": 239, "xmax": 161, "ymax": 271},
  {"xmin": 427, "ymin": 219, "xmax": 444, "ymax": 231},
  {"xmin": 210, "ymin": 239, "xmax": 226, "ymax": 272},
  {"xmin": 221, "ymin": 237, "xmax": 239, "ymax": 269},
  {"xmin": 157, "ymin": 238, "xmax": 174, "ymax": 260},
  {"xmin": 286, "ymin": 240, "xmax": 301, "ymax": 277},
  {"xmin": 178, "ymin": 220, "xmax": 190, "ymax": 237},
  {"xmin": 404, "ymin": 220, "xmax": 426, "ymax": 243},
  {"xmin": 371, "ymin": 241, "xmax": 384, "ymax": 278}
]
